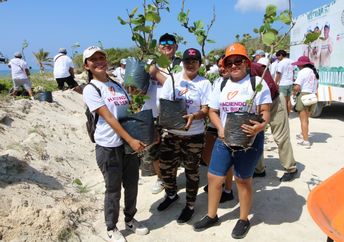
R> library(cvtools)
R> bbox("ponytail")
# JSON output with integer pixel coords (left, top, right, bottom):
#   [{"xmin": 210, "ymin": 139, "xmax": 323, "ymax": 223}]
[{"xmin": 304, "ymin": 64, "xmax": 319, "ymax": 80}]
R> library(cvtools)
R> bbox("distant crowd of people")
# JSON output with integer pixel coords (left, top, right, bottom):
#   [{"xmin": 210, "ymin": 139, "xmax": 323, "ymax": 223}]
[{"xmin": 81, "ymin": 32, "xmax": 319, "ymax": 242}]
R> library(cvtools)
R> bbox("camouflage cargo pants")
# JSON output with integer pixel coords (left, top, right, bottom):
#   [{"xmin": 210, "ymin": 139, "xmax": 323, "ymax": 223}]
[{"xmin": 160, "ymin": 132, "xmax": 204, "ymax": 207}]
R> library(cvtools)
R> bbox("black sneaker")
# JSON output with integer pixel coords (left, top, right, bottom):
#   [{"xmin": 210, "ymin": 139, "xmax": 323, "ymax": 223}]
[
  {"xmin": 193, "ymin": 215, "xmax": 219, "ymax": 231},
  {"xmin": 219, "ymin": 190, "xmax": 234, "ymax": 203},
  {"xmin": 280, "ymin": 169, "xmax": 298, "ymax": 182},
  {"xmin": 157, "ymin": 194, "xmax": 179, "ymax": 211},
  {"xmin": 231, "ymin": 219, "xmax": 251, "ymax": 239},
  {"xmin": 253, "ymin": 170, "xmax": 266, "ymax": 178},
  {"xmin": 177, "ymin": 206, "xmax": 194, "ymax": 224}
]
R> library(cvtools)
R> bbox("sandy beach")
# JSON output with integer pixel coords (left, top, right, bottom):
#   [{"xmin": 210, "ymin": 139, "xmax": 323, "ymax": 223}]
[{"xmin": 0, "ymin": 89, "xmax": 343, "ymax": 242}]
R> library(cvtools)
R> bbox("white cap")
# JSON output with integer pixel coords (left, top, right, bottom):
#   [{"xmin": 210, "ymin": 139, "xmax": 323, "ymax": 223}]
[
  {"xmin": 120, "ymin": 58, "xmax": 126, "ymax": 65},
  {"xmin": 83, "ymin": 46, "xmax": 106, "ymax": 63},
  {"xmin": 257, "ymin": 57, "xmax": 270, "ymax": 66}
]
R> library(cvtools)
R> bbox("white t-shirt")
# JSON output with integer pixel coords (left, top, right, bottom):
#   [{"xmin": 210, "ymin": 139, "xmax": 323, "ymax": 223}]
[
  {"xmin": 8, "ymin": 58, "xmax": 28, "ymax": 79},
  {"xmin": 160, "ymin": 71, "xmax": 212, "ymax": 136},
  {"xmin": 112, "ymin": 66, "xmax": 125, "ymax": 85},
  {"xmin": 276, "ymin": 58, "xmax": 294, "ymax": 86},
  {"xmin": 53, "ymin": 54, "xmax": 74, "ymax": 79},
  {"xmin": 294, "ymin": 67, "xmax": 318, "ymax": 93},
  {"xmin": 269, "ymin": 60, "xmax": 279, "ymax": 79},
  {"xmin": 83, "ymin": 79, "xmax": 130, "ymax": 147},
  {"xmin": 209, "ymin": 75, "xmax": 272, "ymax": 128}
]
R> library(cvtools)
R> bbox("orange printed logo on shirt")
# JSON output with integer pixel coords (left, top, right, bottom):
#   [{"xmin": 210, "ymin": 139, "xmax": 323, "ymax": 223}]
[{"xmin": 227, "ymin": 90, "xmax": 238, "ymax": 100}]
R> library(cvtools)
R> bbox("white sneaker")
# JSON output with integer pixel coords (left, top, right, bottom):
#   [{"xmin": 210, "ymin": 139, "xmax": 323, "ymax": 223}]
[
  {"xmin": 125, "ymin": 218, "xmax": 149, "ymax": 235},
  {"xmin": 297, "ymin": 139, "xmax": 311, "ymax": 149},
  {"xmin": 296, "ymin": 133, "xmax": 312, "ymax": 140},
  {"xmin": 30, "ymin": 96, "xmax": 35, "ymax": 100},
  {"xmin": 107, "ymin": 228, "xmax": 127, "ymax": 242},
  {"xmin": 151, "ymin": 179, "xmax": 164, "ymax": 194}
]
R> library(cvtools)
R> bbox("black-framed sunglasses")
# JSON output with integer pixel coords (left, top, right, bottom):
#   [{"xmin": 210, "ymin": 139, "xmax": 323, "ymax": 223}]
[
  {"xmin": 159, "ymin": 40, "xmax": 175, "ymax": 46},
  {"xmin": 225, "ymin": 58, "xmax": 246, "ymax": 67}
]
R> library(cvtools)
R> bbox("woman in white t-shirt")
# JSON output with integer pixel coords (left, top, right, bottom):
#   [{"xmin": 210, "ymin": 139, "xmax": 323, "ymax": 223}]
[
  {"xmin": 292, "ymin": 56, "xmax": 319, "ymax": 148},
  {"xmin": 82, "ymin": 46, "xmax": 149, "ymax": 241},
  {"xmin": 157, "ymin": 48, "xmax": 212, "ymax": 224},
  {"xmin": 193, "ymin": 43, "xmax": 271, "ymax": 239}
]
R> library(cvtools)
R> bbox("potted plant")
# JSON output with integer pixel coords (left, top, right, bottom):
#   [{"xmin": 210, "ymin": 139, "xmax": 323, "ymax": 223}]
[{"xmin": 223, "ymin": 4, "xmax": 293, "ymax": 148}]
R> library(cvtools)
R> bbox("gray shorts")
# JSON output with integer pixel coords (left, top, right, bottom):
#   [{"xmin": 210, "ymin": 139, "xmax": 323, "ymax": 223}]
[{"xmin": 13, "ymin": 78, "xmax": 32, "ymax": 91}]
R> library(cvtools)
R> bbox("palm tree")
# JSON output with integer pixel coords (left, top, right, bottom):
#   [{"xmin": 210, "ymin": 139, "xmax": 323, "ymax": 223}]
[{"xmin": 33, "ymin": 48, "xmax": 53, "ymax": 73}]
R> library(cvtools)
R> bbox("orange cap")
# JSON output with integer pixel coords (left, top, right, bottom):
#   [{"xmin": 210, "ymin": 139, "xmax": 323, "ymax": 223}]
[{"xmin": 224, "ymin": 43, "xmax": 251, "ymax": 65}]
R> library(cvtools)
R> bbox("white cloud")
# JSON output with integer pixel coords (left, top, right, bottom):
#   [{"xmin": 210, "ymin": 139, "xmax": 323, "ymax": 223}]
[{"xmin": 235, "ymin": 0, "xmax": 289, "ymax": 12}]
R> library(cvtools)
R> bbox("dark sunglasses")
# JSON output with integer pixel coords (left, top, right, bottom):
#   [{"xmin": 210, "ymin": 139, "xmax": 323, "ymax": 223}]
[
  {"xmin": 159, "ymin": 40, "xmax": 175, "ymax": 45},
  {"xmin": 225, "ymin": 58, "xmax": 246, "ymax": 67}
]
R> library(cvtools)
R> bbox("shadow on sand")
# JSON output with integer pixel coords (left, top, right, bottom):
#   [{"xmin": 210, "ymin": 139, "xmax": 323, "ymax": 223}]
[{"xmin": 0, "ymin": 154, "xmax": 63, "ymax": 190}]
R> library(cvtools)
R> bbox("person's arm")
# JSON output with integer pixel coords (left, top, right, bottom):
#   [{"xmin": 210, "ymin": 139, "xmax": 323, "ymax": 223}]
[
  {"xmin": 275, "ymin": 72, "xmax": 281, "ymax": 85},
  {"xmin": 293, "ymin": 84, "xmax": 301, "ymax": 95},
  {"xmin": 209, "ymin": 108, "xmax": 224, "ymax": 139},
  {"xmin": 69, "ymin": 67, "xmax": 75, "ymax": 78},
  {"xmin": 25, "ymin": 68, "xmax": 30, "ymax": 76},
  {"xmin": 241, "ymin": 103, "xmax": 270, "ymax": 137},
  {"xmin": 183, "ymin": 105, "xmax": 209, "ymax": 130},
  {"xmin": 149, "ymin": 64, "xmax": 168, "ymax": 85},
  {"xmin": 96, "ymin": 105, "xmax": 146, "ymax": 152}
]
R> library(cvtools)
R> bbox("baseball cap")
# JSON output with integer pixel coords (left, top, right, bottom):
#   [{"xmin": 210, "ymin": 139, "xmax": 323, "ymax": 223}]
[
  {"xmin": 182, "ymin": 48, "xmax": 202, "ymax": 62},
  {"xmin": 257, "ymin": 57, "xmax": 270, "ymax": 66},
  {"xmin": 83, "ymin": 46, "xmax": 106, "ymax": 63},
  {"xmin": 120, "ymin": 58, "xmax": 126, "ymax": 65},
  {"xmin": 252, "ymin": 49, "xmax": 265, "ymax": 57},
  {"xmin": 59, "ymin": 48, "xmax": 67, "ymax": 54},
  {"xmin": 292, "ymin": 56, "xmax": 314, "ymax": 66},
  {"xmin": 159, "ymin": 33, "xmax": 176, "ymax": 44},
  {"xmin": 14, "ymin": 52, "xmax": 22, "ymax": 58},
  {"xmin": 224, "ymin": 43, "xmax": 251, "ymax": 64}
]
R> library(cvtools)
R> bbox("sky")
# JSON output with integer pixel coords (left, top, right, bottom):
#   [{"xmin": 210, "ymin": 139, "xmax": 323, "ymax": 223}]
[{"xmin": 0, "ymin": 0, "xmax": 333, "ymax": 70}]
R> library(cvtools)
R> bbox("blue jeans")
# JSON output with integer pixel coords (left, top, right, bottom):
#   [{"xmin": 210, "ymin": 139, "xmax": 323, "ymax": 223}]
[{"xmin": 208, "ymin": 132, "xmax": 264, "ymax": 179}]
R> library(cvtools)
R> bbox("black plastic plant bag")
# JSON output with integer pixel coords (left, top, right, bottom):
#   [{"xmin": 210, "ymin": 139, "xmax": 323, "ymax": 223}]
[
  {"xmin": 224, "ymin": 112, "xmax": 264, "ymax": 149},
  {"xmin": 37, "ymin": 91, "xmax": 53, "ymax": 103},
  {"xmin": 120, "ymin": 109, "xmax": 155, "ymax": 154},
  {"xmin": 159, "ymin": 98, "xmax": 187, "ymax": 130},
  {"xmin": 123, "ymin": 57, "xmax": 150, "ymax": 92}
]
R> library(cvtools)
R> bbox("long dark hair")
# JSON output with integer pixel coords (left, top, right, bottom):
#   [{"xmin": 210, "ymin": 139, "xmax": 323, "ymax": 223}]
[
  {"xmin": 304, "ymin": 64, "xmax": 319, "ymax": 80},
  {"xmin": 87, "ymin": 70, "xmax": 93, "ymax": 83}
]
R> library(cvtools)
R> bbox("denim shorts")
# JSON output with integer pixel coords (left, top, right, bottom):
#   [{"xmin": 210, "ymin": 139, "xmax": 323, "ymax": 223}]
[
  {"xmin": 208, "ymin": 132, "xmax": 264, "ymax": 179},
  {"xmin": 279, "ymin": 85, "xmax": 293, "ymax": 97}
]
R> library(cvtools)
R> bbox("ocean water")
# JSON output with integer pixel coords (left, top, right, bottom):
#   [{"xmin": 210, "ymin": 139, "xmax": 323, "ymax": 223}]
[{"xmin": 0, "ymin": 69, "xmax": 51, "ymax": 77}]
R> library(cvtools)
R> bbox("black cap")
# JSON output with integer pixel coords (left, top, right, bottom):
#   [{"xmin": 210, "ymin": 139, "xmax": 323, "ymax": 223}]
[
  {"xmin": 182, "ymin": 48, "xmax": 202, "ymax": 61},
  {"xmin": 159, "ymin": 33, "xmax": 176, "ymax": 43}
]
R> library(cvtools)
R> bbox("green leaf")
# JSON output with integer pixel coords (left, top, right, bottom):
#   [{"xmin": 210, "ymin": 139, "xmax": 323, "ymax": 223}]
[
  {"xmin": 178, "ymin": 12, "xmax": 187, "ymax": 24},
  {"xmin": 156, "ymin": 54, "xmax": 170, "ymax": 68},
  {"xmin": 134, "ymin": 25, "xmax": 152, "ymax": 33},
  {"xmin": 256, "ymin": 83, "xmax": 263, "ymax": 92},
  {"xmin": 131, "ymin": 15, "xmax": 145, "ymax": 25},
  {"xmin": 304, "ymin": 31, "xmax": 321, "ymax": 44},
  {"xmin": 206, "ymin": 39, "xmax": 215, "ymax": 44},
  {"xmin": 117, "ymin": 16, "xmax": 127, "ymax": 25},
  {"xmin": 194, "ymin": 20, "xmax": 204, "ymax": 30},
  {"xmin": 129, "ymin": 7, "xmax": 138, "ymax": 18},
  {"xmin": 146, "ymin": 12, "xmax": 161, "ymax": 23},
  {"xmin": 253, "ymin": 28, "xmax": 259, "ymax": 34},
  {"xmin": 279, "ymin": 12, "xmax": 292, "ymax": 25},
  {"xmin": 265, "ymin": 5, "xmax": 277, "ymax": 17},
  {"xmin": 262, "ymin": 31, "xmax": 277, "ymax": 45},
  {"xmin": 197, "ymin": 35, "xmax": 205, "ymax": 45},
  {"xmin": 72, "ymin": 178, "xmax": 83, "ymax": 186},
  {"xmin": 149, "ymin": 39, "xmax": 157, "ymax": 50}
]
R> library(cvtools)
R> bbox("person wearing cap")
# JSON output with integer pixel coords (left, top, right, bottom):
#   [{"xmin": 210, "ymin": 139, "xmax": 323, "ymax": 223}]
[
  {"xmin": 140, "ymin": 33, "xmax": 181, "ymax": 194},
  {"xmin": 157, "ymin": 47, "xmax": 212, "ymax": 224},
  {"xmin": 275, "ymin": 49, "xmax": 294, "ymax": 115},
  {"xmin": 252, "ymin": 49, "xmax": 265, "ymax": 63},
  {"xmin": 82, "ymin": 46, "xmax": 149, "ymax": 242},
  {"xmin": 8, "ymin": 52, "xmax": 34, "ymax": 100},
  {"xmin": 112, "ymin": 58, "xmax": 126, "ymax": 85},
  {"xmin": 193, "ymin": 43, "xmax": 271, "ymax": 239},
  {"xmin": 319, "ymin": 24, "xmax": 333, "ymax": 67},
  {"xmin": 292, "ymin": 56, "xmax": 319, "ymax": 149},
  {"xmin": 251, "ymin": 55, "xmax": 297, "ymax": 181},
  {"xmin": 53, "ymin": 48, "xmax": 78, "ymax": 91}
]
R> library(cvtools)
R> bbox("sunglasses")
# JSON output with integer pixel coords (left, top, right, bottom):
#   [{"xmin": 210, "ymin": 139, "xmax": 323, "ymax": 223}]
[
  {"xmin": 225, "ymin": 58, "xmax": 246, "ymax": 67},
  {"xmin": 159, "ymin": 40, "xmax": 175, "ymax": 46}
]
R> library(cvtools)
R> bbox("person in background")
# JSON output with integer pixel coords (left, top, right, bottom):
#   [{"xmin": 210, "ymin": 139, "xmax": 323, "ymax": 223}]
[
  {"xmin": 269, "ymin": 54, "xmax": 279, "ymax": 78},
  {"xmin": 319, "ymin": 24, "xmax": 333, "ymax": 67},
  {"xmin": 158, "ymin": 48, "xmax": 212, "ymax": 224},
  {"xmin": 141, "ymin": 33, "xmax": 181, "ymax": 194},
  {"xmin": 252, "ymin": 49, "xmax": 265, "ymax": 63},
  {"xmin": 8, "ymin": 52, "xmax": 34, "ymax": 100},
  {"xmin": 112, "ymin": 58, "xmax": 126, "ymax": 85},
  {"xmin": 193, "ymin": 43, "xmax": 271, "ymax": 239},
  {"xmin": 292, "ymin": 56, "xmax": 319, "ymax": 149},
  {"xmin": 275, "ymin": 50, "xmax": 294, "ymax": 115},
  {"xmin": 53, "ymin": 48, "xmax": 79, "ymax": 91},
  {"xmin": 82, "ymin": 46, "xmax": 149, "ymax": 242}
]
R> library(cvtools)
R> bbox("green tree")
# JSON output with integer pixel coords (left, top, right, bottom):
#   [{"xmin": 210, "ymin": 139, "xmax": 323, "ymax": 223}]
[{"xmin": 33, "ymin": 48, "xmax": 53, "ymax": 73}]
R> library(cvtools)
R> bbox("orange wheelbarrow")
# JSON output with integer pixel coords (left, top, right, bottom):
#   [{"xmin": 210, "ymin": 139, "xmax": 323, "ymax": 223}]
[{"xmin": 307, "ymin": 168, "xmax": 344, "ymax": 242}]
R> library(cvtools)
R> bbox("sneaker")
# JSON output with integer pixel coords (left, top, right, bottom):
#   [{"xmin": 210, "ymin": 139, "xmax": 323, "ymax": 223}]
[
  {"xmin": 280, "ymin": 169, "xmax": 298, "ymax": 182},
  {"xmin": 30, "ymin": 96, "xmax": 35, "ymax": 100},
  {"xmin": 231, "ymin": 219, "xmax": 251, "ymax": 239},
  {"xmin": 297, "ymin": 139, "xmax": 311, "ymax": 149},
  {"xmin": 219, "ymin": 190, "xmax": 234, "ymax": 203},
  {"xmin": 125, "ymin": 218, "xmax": 149, "ymax": 235},
  {"xmin": 253, "ymin": 170, "xmax": 266, "ymax": 178},
  {"xmin": 296, "ymin": 133, "xmax": 312, "ymax": 140},
  {"xmin": 157, "ymin": 194, "xmax": 179, "ymax": 211},
  {"xmin": 193, "ymin": 215, "xmax": 219, "ymax": 231},
  {"xmin": 151, "ymin": 179, "xmax": 164, "ymax": 194},
  {"xmin": 107, "ymin": 228, "xmax": 127, "ymax": 242},
  {"xmin": 203, "ymin": 185, "xmax": 208, "ymax": 193},
  {"xmin": 177, "ymin": 206, "xmax": 194, "ymax": 224}
]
